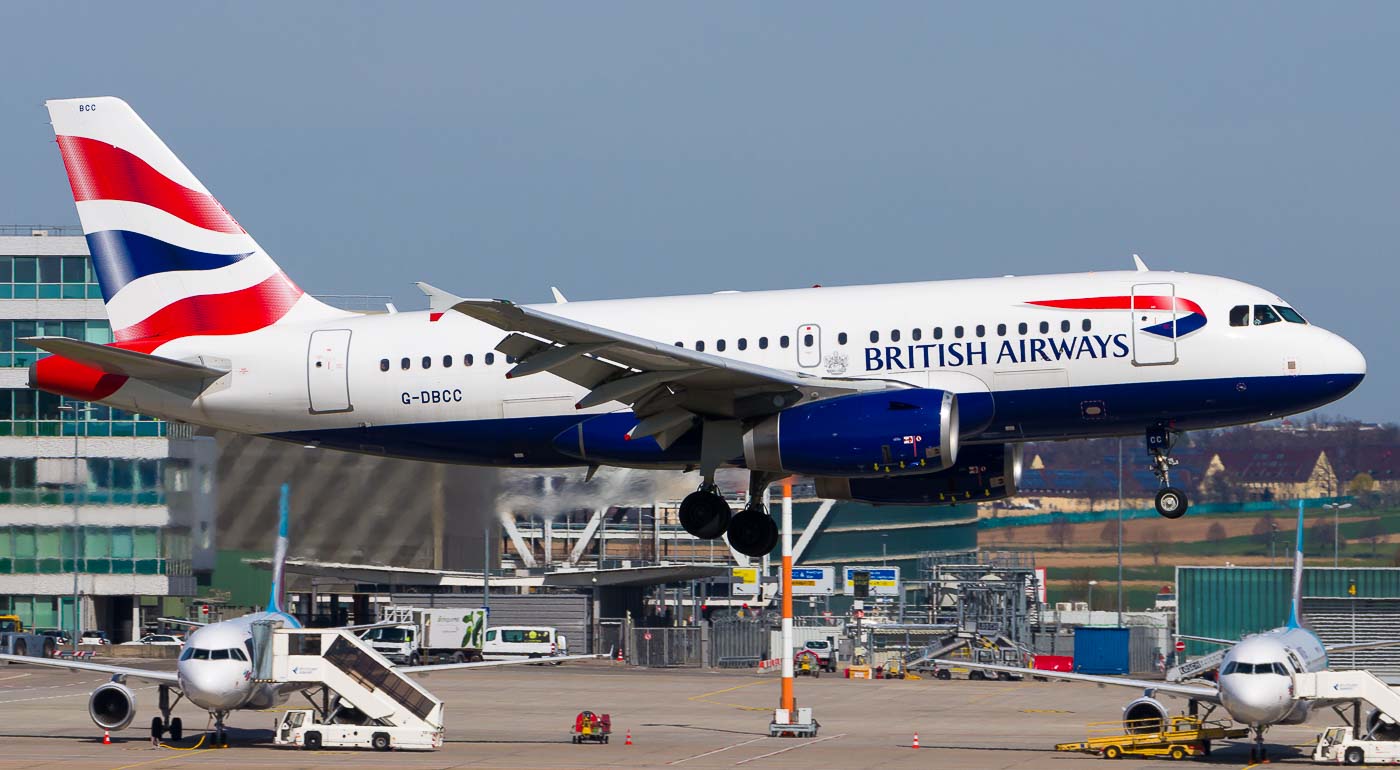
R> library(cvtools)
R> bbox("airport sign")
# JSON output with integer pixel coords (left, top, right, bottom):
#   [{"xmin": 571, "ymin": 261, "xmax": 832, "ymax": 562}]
[
  {"xmin": 790, "ymin": 566, "xmax": 835, "ymax": 596},
  {"xmin": 843, "ymin": 566, "xmax": 901, "ymax": 597}
]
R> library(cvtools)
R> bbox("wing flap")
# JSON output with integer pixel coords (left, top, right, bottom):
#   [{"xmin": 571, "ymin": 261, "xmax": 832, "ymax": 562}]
[{"xmin": 23, "ymin": 336, "xmax": 226, "ymax": 381}]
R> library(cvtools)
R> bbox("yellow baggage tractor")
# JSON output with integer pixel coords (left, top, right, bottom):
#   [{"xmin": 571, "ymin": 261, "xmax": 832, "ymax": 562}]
[{"xmin": 1055, "ymin": 716, "xmax": 1248, "ymax": 760}]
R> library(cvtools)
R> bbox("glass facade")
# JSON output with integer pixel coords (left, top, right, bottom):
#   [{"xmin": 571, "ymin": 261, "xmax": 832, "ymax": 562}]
[
  {"xmin": 0, "ymin": 525, "xmax": 190, "ymax": 577},
  {"xmin": 0, "ymin": 390, "xmax": 166, "ymax": 437},
  {"xmin": 0, "ymin": 457, "xmax": 168, "ymax": 505},
  {"xmin": 1, "ymin": 319, "xmax": 112, "ymax": 367},
  {"xmin": 0, "ymin": 255, "xmax": 103, "ymax": 300}
]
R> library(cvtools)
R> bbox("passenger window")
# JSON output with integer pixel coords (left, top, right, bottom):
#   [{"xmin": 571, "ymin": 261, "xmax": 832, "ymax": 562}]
[
  {"xmin": 759, "ymin": 337, "xmax": 769, "ymax": 349},
  {"xmin": 400, "ymin": 357, "xmax": 410, "ymax": 371},
  {"xmin": 738, "ymin": 338, "xmax": 748, "ymax": 351},
  {"xmin": 975, "ymin": 325, "xmax": 985, "ymax": 338},
  {"xmin": 1018, "ymin": 322, "xmax": 1027, "ymax": 335},
  {"xmin": 1253, "ymin": 305, "xmax": 1281, "ymax": 326},
  {"xmin": 421, "ymin": 356, "xmax": 431, "ymax": 369},
  {"xmin": 911, "ymin": 328, "xmax": 922, "ymax": 341},
  {"xmin": 443, "ymin": 355, "xmax": 452, "ymax": 368},
  {"xmin": 996, "ymin": 324, "xmax": 1006, "ymax": 336},
  {"xmin": 675, "ymin": 341, "xmax": 683, "ymax": 347},
  {"xmin": 891, "ymin": 329, "xmax": 901, "ymax": 342},
  {"xmin": 1229, "ymin": 305, "xmax": 1249, "ymax": 327},
  {"xmin": 837, "ymin": 333, "xmax": 847, "ymax": 345},
  {"xmin": 716, "ymin": 339, "xmax": 726, "ymax": 352},
  {"xmin": 1275, "ymin": 306, "xmax": 1307, "ymax": 324},
  {"xmin": 379, "ymin": 359, "xmax": 389, "ymax": 372},
  {"xmin": 933, "ymin": 327, "xmax": 943, "ymax": 340},
  {"xmin": 780, "ymin": 336, "xmax": 790, "ymax": 348},
  {"xmin": 954, "ymin": 326, "xmax": 964, "ymax": 339},
  {"xmin": 1060, "ymin": 320, "xmax": 1071, "ymax": 333},
  {"xmin": 485, "ymin": 353, "xmax": 495, "ymax": 365},
  {"xmin": 506, "ymin": 355, "xmax": 516, "ymax": 364},
  {"xmin": 696, "ymin": 341, "xmax": 705, "ymax": 352},
  {"xmin": 1082, "ymin": 319, "xmax": 1092, "ymax": 332},
  {"xmin": 211, "ymin": 649, "xmax": 230, "ymax": 660},
  {"xmin": 465, "ymin": 354, "xmax": 474, "ymax": 366},
  {"xmin": 869, "ymin": 331, "xmax": 879, "ymax": 344}
]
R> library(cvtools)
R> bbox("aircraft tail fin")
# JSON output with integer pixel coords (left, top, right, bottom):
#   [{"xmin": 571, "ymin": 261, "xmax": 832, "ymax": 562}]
[
  {"xmin": 43, "ymin": 97, "xmax": 345, "ymax": 341},
  {"xmin": 1287, "ymin": 499, "xmax": 1305, "ymax": 628},
  {"xmin": 268, "ymin": 483, "xmax": 290, "ymax": 615}
]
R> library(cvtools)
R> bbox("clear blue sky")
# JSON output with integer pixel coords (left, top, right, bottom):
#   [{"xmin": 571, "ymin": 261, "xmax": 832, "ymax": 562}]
[{"xmin": 2, "ymin": 2, "xmax": 1394, "ymax": 420}]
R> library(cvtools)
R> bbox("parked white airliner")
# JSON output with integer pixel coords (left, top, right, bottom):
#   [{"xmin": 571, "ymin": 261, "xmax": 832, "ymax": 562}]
[
  {"xmin": 26, "ymin": 97, "xmax": 1365, "ymax": 557},
  {"xmin": 940, "ymin": 504, "xmax": 1399, "ymax": 763},
  {"xmin": 0, "ymin": 485, "xmax": 593, "ymax": 744}
]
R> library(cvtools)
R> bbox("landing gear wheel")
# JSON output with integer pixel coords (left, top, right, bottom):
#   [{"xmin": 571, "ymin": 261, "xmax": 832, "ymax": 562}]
[
  {"xmin": 1155, "ymin": 487, "xmax": 1188, "ymax": 519},
  {"xmin": 151, "ymin": 717, "xmax": 164, "ymax": 741},
  {"xmin": 679, "ymin": 489, "xmax": 731, "ymax": 539},
  {"xmin": 169, "ymin": 717, "xmax": 182, "ymax": 742},
  {"xmin": 727, "ymin": 507, "xmax": 776, "ymax": 558},
  {"xmin": 1104, "ymin": 745, "xmax": 1122, "ymax": 759}
]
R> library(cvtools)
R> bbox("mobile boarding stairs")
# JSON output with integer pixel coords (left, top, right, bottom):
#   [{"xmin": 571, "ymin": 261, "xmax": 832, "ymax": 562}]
[
  {"xmin": 251, "ymin": 624, "xmax": 444, "ymax": 737},
  {"xmin": 1293, "ymin": 669, "xmax": 1400, "ymax": 738}
]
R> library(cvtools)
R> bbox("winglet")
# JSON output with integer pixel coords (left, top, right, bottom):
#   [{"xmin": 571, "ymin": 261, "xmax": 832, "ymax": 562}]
[
  {"xmin": 1287, "ymin": 499, "xmax": 1305, "ymax": 628},
  {"xmin": 415, "ymin": 282, "xmax": 466, "ymax": 316},
  {"xmin": 1132, "ymin": 254, "xmax": 1150, "ymax": 272},
  {"xmin": 550, "ymin": 286, "xmax": 568, "ymax": 304},
  {"xmin": 268, "ymin": 483, "xmax": 290, "ymax": 614}
]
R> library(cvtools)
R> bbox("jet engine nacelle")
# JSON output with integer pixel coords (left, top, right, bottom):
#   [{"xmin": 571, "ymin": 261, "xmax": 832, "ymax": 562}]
[
  {"xmin": 89, "ymin": 681, "xmax": 137, "ymax": 731},
  {"xmin": 1367, "ymin": 708, "xmax": 1400, "ymax": 740},
  {"xmin": 813, "ymin": 443, "xmax": 1022, "ymax": 504},
  {"xmin": 744, "ymin": 389, "xmax": 966, "ymax": 477},
  {"xmin": 1122, "ymin": 697, "xmax": 1169, "ymax": 733}
]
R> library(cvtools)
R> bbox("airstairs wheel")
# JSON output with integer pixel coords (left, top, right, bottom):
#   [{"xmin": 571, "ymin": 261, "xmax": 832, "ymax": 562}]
[{"xmin": 1346, "ymin": 746, "xmax": 1365, "ymax": 765}]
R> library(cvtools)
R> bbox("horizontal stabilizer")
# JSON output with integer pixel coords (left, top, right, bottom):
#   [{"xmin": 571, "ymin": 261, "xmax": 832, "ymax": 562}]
[{"xmin": 22, "ymin": 336, "xmax": 227, "ymax": 381}]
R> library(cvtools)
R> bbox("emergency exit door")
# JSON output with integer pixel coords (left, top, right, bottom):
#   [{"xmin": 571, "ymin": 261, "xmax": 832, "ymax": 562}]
[
  {"xmin": 1131, "ymin": 283, "xmax": 1178, "ymax": 366},
  {"xmin": 307, "ymin": 329, "xmax": 353, "ymax": 413},
  {"xmin": 797, "ymin": 324, "xmax": 822, "ymax": 368}
]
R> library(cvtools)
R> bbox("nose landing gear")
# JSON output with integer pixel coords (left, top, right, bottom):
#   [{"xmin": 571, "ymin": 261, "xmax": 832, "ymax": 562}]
[
  {"xmin": 1147, "ymin": 424, "xmax": 1189, "ymax": 519},
  {"xmin": 1248, "ymin": 726, "xmax": 1268, "ymax": 763}
]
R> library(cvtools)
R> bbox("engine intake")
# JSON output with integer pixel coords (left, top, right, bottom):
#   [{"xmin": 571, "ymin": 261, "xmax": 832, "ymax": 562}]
[
  {"xmin": 89, "ymin": 681, "xmax": 137, "ymax": 731},
  {"xmin": 744, "ymin": 389, "xmax": 958, "ymax": 477},
  {"xmin": 1122, "ymin": 696, "xmax": 1168, "ymax": 734},
  {"xmin": 814, "ymin": 444, "xmax": 1022, "ymax": 504}
]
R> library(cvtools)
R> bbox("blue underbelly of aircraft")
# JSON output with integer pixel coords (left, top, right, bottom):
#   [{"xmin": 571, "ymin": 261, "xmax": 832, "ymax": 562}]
[{"xmin": 269, "ymin": 372, "xmax": 1361, "ymax": 467}]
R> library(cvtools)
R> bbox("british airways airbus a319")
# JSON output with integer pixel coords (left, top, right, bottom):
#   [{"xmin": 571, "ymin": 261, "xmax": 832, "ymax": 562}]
[{"xmin": 27, "ymin": 97, "xmax": 1365, "ymax": 557}]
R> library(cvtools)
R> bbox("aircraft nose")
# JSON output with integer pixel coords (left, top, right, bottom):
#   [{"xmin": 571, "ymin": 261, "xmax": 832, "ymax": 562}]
[
  {"xmin": 1336, "ymin": 334, "xmax": 1367, "ymax": 377},
  {"xmin": 179, "ymin": 663, "xmax": 247, "ymax": 711},
  {"xmin": 1222, "ymin": 676, "xmax": 1292, "ymax": 725}
]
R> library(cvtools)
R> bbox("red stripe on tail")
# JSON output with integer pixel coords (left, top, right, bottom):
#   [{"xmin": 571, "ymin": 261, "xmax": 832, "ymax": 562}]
[
  {"xmin": 114, "ymin": 273, "xmax": 303, "ymax": 342},
  {"xmin": 56, "ymin": 135, "xmax": 245, "ymax": 235}
]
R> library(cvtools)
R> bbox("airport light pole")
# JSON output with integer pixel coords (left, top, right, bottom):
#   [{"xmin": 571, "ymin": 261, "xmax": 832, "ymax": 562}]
[
  {"xmin": 779, "ymin": 480, "xmax": 795, "ymax": 716},
  {"xmin": 1325, "ymin": 502, "xmax": 1352, "ymax": 568}
]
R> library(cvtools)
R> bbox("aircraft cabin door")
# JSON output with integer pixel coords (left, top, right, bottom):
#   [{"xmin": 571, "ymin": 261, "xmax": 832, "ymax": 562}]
[
  {"xmin": 307, "ymin": 329, "xmax": 353, "ymax": 413},
  {"xmin": 796, "ymin": 324, "xmax": 822, "ymax": 368},
  {"xmin": 1131, "ymin": 283, "xmax": 1178, "ymax": 366}
]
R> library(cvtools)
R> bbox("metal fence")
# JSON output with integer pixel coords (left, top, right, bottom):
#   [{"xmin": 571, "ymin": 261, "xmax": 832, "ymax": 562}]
[
  {"xmin": 631, "ymin": 627, "xmax": 702, "ymax": 667},
  {"xmin": 710, "ymin": 616, "xmax": 769, "ymax": 667}
]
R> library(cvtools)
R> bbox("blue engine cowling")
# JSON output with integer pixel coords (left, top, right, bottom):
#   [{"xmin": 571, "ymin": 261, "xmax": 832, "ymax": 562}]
[
  {"xmin": 813, "ymin": 443, "xmax": 1022, "ymax": 503},
  {"xmin": 743, "ymin": 388, "xmax": 961, "ymax": 477}
]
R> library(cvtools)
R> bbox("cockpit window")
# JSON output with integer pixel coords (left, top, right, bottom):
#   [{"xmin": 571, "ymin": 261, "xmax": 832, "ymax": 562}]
[
  {"xmin": 180, "ymin": 647, "xmax": 195, "ymax": 661},
  {"xmin": 191, "ymin": 648, "xmax": 210, "ymax": 660},
  {"xmin": 1253, "ymin": 305, "xmax": 1282, "ymax": 326},
  {"xmin": 1229, "ymin": 306, "xmax": 1249, "ymax": 327},
  {"xmin": 1224, "ymin": 661, "xmax": 1286, "ymax": 675},
  {"xmin": 1221, "ymin": 661, "xmax": 1237, "ymax": 675},
  {"xmin": 1274, "ymin": 306, "xmax": 1307, "ymax": 324},
  {"xmin": 230, "ymin": 648, "xmax": 248, "ymax": 661},
  {"xmin": 1272, "ymin": 662, "xmax": 1289, "ymax": 675},
  {"xmin": 211, "ymin": 649, "xmax": 230, "ymax": 660}
]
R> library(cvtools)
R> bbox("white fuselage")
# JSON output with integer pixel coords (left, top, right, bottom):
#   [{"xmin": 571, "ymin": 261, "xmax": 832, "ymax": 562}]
[
  {"xmin": 1215, "ymin": 626, "xmax": 1329, "ymax": 728},
  {"xmin": 174, "ymin": 612, "xmax": 298, "ymax": 713}
]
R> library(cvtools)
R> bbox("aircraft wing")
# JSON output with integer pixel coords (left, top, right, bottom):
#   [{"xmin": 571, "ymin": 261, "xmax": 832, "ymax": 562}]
[
  {"xmin": 398, "ymin": 653, "xmax": 603, "ymax": 675},
  {"xmin": 418, "ymin": 284, "xmax": 891, "ymax": 447},
  {"xmin": 21, "ymin": 336, "xmax": 226, "ymax": 381},
  {"xmin": 0, "ymin": 653, "xmax": 180, "ymax": 684},
  {"xmin": 157, "ymin": 617, "xmax": 207, "ymax": 628},
  {"xmin": 1177, "ymin": 634, "xmax": 1237, "ymax": 647},
  {"xmin": 933, "ymin": 659, "xmax": 1220, "ymax": 702},
  {"xmin": 1326, "ymin": 639, "xmax": 1400, "ymax": 653}
]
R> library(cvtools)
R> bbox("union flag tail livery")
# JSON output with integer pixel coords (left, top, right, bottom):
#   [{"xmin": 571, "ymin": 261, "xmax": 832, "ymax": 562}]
[
  {"xmin": 46, "ymin": 97, "xmax": 343, "ymax": 341},
  {"xmin": 27, "ymin": 97, "xmax": 1366, "ymax": 551}
]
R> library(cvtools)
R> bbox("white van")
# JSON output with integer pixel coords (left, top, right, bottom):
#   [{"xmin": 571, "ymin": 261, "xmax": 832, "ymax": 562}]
[{"xmin": 482, "ymin": 626, "xmax": 567, "ymax": 658}]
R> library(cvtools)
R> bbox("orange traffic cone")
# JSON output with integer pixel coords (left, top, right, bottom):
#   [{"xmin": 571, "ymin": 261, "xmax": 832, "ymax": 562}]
[
  {"xmin": 615, "ymin": 647, "xmax": 624, "ymax": 663},
  {"xmin": 102, "ymin": 730, "xmax": 111, "ymax": 745},
  {"xmin": 912, "ymin": 733, "xmax": 920, "ymax": 749},
  {"xmin": 625, "ymin": 730, "xmax": 632, "ymax": 746}
]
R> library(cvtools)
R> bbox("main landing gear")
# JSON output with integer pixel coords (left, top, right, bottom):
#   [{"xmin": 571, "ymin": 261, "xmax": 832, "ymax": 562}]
[
  {"xmin": 1147, "ymin": 424, "xmax": 1189, "ymax": 519},
  {"xmin": 678, "ymin": 472, "xmax": 779, "ymax": 558},
  {"xmin": 149, "ymin": 685, "xmax": 184, "ymax": 743}
]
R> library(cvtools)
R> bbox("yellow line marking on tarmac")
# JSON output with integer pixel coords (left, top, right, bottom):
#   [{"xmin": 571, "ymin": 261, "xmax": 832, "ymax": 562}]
[
  {"xmin": 734, "ymin": 733, "xmax": 846, "ymax": 765},
  {"xmin": 107, "ymin": 747, "xmax": 216, "ymax": 770},
  {"xmin": 669, "ymin": 737, "xmax": 769, "ymax": 764},
  {"xmin": 687, "ymin": 680, "xmax": 771, "ymax": 711}
]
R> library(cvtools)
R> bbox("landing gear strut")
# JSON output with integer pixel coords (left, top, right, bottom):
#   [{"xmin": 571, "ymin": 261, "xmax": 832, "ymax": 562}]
[
  {"xmin": 214, "ymin": 710, "xmax": 229, "ymax": 747},
  {"xmin": 1248, "ymin": 726, "xmax": 1268, "ymax": 763},
  {"xmin": 725, "ymin": 472, "xmax": 780, "ymax": 558},
  {"xmin": 1147, "ymin": 424, "xmax": 1189, "ymax": 519},
  {"xmin": 149, "ymin": 685, "xmax": 184, "ymax": 743}
]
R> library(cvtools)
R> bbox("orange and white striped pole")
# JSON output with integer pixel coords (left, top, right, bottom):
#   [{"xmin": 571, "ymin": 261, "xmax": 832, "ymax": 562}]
[{"xmin": 780, "ymin": 480, "xmax": 795, "ymax": 713}]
